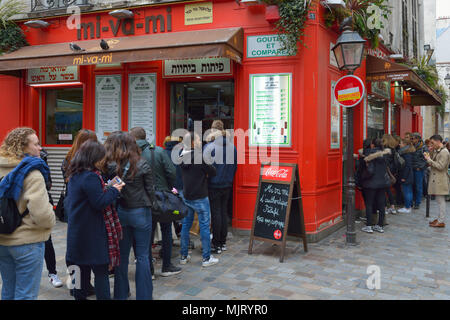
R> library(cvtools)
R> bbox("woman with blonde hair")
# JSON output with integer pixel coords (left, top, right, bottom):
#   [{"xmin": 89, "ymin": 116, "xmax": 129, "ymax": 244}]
[{"xmin": 0, "ymin": 127, "xmax": 55, "ymax": 300}]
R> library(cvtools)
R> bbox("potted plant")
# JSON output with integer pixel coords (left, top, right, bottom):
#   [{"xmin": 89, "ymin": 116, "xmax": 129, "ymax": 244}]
[
  {"xmin": 259, "ymin": 0, "xmax": 312, "ymax": 56},
  {"xmin": 0, "ymin": 0, "xmax": 28, "ymax": 55},
  {"xmin": 324, "ymin": 0, "xmax": 391, "ymax": 49}
]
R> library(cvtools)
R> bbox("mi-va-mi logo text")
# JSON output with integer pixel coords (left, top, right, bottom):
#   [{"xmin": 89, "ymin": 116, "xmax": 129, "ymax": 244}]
[{"xmin": 77, "ymin": 7, "xmax": 172, "ymax": 40}]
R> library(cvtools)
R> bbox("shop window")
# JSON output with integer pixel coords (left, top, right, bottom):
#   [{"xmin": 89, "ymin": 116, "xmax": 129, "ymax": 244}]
[
  {"xmin": 45, "ymin": 88, "xmax": 83, "ymax": 145},
  {"xmin": 367, "ymin": 99, "xmax": 385, "ymax": 140},
  {"xmin": 170, "ymin": 81, "xmax": 234, "ymax": 134},
  {"xmin": 391, "ymin": 105, "xmax": 399, "ymax": 135}
]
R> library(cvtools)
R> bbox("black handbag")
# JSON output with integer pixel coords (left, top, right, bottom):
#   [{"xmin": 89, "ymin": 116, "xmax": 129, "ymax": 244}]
[
  {"xmin": 149, "ymin": 147, "xmax": 188, "ymax": 223},
  {"xmin": 54, "ymin": 184, "xmax": 66, "ymax": 223}
]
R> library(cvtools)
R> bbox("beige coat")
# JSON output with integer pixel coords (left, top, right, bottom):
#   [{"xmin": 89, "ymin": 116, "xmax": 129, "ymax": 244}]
[
  {"xmin": 0, "ymin": 157, "xmax": 55, "ymax": 246},
  {"xmin": 427, "ymin": 147, "xmax": 450, "ymax": 195}
]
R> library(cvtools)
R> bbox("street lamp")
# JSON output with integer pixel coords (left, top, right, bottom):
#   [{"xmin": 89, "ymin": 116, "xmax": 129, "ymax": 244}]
[
  {"xmin": 332, "ymin": 18, "xmax": 366, "ymax": 246},
  {"xmin": 332, "ymin": 19, "xmax": 366, "ymax": 74},
  {"xmin": 445, "ymin": 73, "xmax": 450, "ymax": 87}
]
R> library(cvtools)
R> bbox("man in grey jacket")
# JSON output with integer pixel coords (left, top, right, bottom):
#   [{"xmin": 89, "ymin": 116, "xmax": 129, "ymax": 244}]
[{"xmin": 130, "ymin": 127, "xmax": 181, "ymax": 278}]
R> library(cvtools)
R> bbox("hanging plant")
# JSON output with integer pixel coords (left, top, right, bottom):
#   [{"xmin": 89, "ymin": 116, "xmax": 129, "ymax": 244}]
[
  {"xmin": 0, "ymin": 0, "xmax": 28, "ymax": 55},
  {"xmin": 324, "ymin": 0, "xmax": 391, "ymax": 49},
  {"xmin": 403, "ymin": 56, "xmax": 447, "ymax": 117},
  {"xmin": 260, "ymin": 0, "xmax": 312, "ymax": 56}
]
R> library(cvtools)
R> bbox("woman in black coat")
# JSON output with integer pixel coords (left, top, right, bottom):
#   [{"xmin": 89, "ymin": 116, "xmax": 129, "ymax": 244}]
[
  {"xmin": 65, "ymin": 141, "xmax": 124, "ymax": 300},
  {"xmin": 397, "ymin": 139, "xmax": 415, "ymax": 214},
  {"xmin": 361, "ymin": 139, "xmax": 391, "ymax": 234}
]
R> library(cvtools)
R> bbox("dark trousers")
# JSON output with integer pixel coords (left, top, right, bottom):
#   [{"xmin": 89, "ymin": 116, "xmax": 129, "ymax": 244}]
[
  {"xmin": 132, "ymin": 220, "xmax": 172, "ymax": 271},
  {"xmin": 394, "ymin": 180, "xmax": 404, "ymax": 205},
  {"xmin": 209, "ymin": 187, "xmax": 231, "ymax": 248},
  {"xmin": 44, "ymin": 235, "xmax": 56, "ymax": 275},
  {"xmin": 385, "ymin": 187, "xmax": 395, "ymax": 206},
  {"xmin": 67, "ymin": 262, "xmax": 110, "ymax": 300},
  {"xmin": 151, "ymin": 221, "xmax": 172, "ymax": 270},
  {"xmin": 363, "ymin": 188, "xmax": 386, "ymax": 227}
]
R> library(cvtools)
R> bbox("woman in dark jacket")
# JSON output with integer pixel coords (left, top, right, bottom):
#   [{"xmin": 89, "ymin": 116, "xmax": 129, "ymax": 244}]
[
  {"xmin": 65, "ymin": 140, "xmax": 124, "ymax": 300},
  {"xmin": 102, "ymin": 131, "xmax": 155, "ymax": 300},
  {"xmin": 361, "ymin": 139, "xmax": 391, "ymax": 234},
  {"xmin": 397, "ymin": 139, "xmax": 415, "ymax": 214},
  {"xmin": 382, "ymin": 134, "xmax": 399, "ymax": 214}
]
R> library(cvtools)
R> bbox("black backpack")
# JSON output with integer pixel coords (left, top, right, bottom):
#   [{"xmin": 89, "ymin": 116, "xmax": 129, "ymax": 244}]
[{"xmin": 0, "ymin": 177, "xmax": 29, "ymax": 234}]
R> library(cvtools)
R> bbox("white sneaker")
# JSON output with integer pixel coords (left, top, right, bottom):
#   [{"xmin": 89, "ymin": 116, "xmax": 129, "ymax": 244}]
[
  {"xmin": 49, "ymin": 274, "xmax": 63, "ymax": 288},
  {"xmin": 398, "ymin": 207, "xmax": 411, "ymax": 214},
  {"xmin": 180, "ymin": 255, "xmax": 191, "ymax": 265},
  {"xmin": 202, "ymin": 255, "xmax": 219, "ymax": 267},
  {"xmin": 361, "ymin": 226, "xmax": 373, "ymax": 233},
  {"xmin": 373, "ymin": 225, "xmax": 384, "ymax": 233}
]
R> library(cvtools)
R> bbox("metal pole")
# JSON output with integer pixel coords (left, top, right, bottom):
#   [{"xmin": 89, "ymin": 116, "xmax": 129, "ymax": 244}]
[
  {"xmin": 345, "ymin": 70, "xmax": 357, "ymax": 245},
  {"xmin": 426, "ymin": 195, "xmax": 430, "ymax": 218}
]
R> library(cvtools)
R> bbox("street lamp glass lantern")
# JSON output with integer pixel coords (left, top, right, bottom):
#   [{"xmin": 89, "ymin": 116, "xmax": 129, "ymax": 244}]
[
  {"xmin": 445, "ymin": 73, "xmax": 450, "ymax": 87},
  {"xmin": 332, "ymin": 28, "xmax": 366, "ymax": 72}
]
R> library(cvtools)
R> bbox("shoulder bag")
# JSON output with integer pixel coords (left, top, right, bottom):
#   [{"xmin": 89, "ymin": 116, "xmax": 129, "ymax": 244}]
[{"xmin": 150, "ymin": 148, "xmax": 188, "ymax": 223}]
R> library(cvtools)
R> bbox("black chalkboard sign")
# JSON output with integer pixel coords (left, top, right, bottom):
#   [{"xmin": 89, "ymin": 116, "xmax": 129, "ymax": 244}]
[
  {"xmin": 248, "ymin": 162, "xmax": 307, "ymax": 262},
  {"xmin": 253, "ymin": 182, "xmax": 290, "ymax": 241}
]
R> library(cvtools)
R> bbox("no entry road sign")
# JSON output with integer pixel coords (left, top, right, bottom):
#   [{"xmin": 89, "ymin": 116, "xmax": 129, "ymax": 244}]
[{"xmin": 334, "ymin": 75, "xmax": 365, "ymax": 108}]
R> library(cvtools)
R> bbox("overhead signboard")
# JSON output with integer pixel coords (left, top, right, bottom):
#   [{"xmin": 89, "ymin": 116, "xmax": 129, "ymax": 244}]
[
  {"xmin": 184, "ymin": 2, "xmax": 213, "ymax": 25},
  {"xmin": 247, "ymin": 34, "xmax": 293, "ymax": 58},
  {"xmin": 27, "ymin": 66, "xmax": 79, "ymax": 84},
  {"xmin": 164, "ymin": 58, "xmax": 232, "ymax": 77}
]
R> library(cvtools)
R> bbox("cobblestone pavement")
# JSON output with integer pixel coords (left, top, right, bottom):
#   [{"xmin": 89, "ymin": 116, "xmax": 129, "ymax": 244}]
[{"xmin": 1, "ymin": 200, "xmax": 449, "ymax": 300}]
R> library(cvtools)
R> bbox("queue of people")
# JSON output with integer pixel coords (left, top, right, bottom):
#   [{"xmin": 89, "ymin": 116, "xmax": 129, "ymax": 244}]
[
  {"xmin": 356, "ymin": 132, "xmax": 450, "ymax": 234},
  {"xmin": 0, "ymin": 121, "xmax": 237, "ymax": 300}
]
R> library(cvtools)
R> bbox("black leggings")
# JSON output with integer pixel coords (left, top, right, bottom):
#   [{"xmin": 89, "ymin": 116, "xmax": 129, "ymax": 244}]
[
  {"xmin": 385, "ymin": 187, "xmax": 395, "ymax": 207},
  {"xmin": 363, "ymin": 188, "xmax": 386, "ymax": 227},
  {"xmin": 44, "ymin": 235, "xmax": 57, "ymax": 275}
]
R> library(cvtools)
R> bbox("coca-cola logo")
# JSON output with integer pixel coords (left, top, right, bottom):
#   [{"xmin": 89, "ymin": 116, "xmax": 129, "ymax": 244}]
[{"xmin": 264, "ymin": 167, "xmax": 289, "ymax": 179}]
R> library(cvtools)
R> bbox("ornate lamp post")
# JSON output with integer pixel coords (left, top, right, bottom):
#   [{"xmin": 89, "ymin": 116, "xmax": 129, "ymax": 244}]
[
  {"xmin": 445, "ymin": 73, "xmax": 450, "ymax": 87},
  {"xmin": 332, "ymin": 19, "xmax": 366, "ymax": 245}
]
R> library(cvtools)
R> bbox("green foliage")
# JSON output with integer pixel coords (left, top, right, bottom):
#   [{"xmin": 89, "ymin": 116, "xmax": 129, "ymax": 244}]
[
  {"xmin": 324, "ymin": 0, "xmax": 391, "ymax": 49},
  {"xmin": 0, "ymin": 22, "xmax": 28, "ymax": 54},
  {"xmin": 0, "ymin": 0, "xmax": 28, "ymax": 54},
  {"xmin": 402, "ymin": 56, "xmax": 447, "ymax": 116},
  {"xmin": 0, "ymin": 0, "xmax": 27, "ymax": 28},
  {"xmin": 260, "ymin": 0, "xmax": 311, "ymax": 56}
]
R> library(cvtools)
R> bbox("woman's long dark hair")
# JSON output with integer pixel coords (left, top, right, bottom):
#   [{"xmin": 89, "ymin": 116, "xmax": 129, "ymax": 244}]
[
  {"xmin": 64, "ymin": 129, "xmax": 98, "ymax": 168},
  {"xmin": 101, "ymin": 131, "xmax": 141, "ymax": 179},
  {"xmin": 66, "ymin": 140, "xmax": 106, "ymax": 179}
]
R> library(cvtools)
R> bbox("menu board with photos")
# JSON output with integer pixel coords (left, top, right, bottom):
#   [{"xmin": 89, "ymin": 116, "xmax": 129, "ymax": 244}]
[
  {"xmin": 95, "ymin": 75, "xmax": 122, "ymax": 143},
  {"xmin": 128, "ymin": 73, "xmax": 156, "ymax": 143},
  {"xmin": 250, "ymin": 74, "xmax": 292, "ymax": 147}
]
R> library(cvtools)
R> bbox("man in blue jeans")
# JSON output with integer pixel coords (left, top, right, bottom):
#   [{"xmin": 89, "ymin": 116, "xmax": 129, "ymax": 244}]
[
  {"xmin": 411, "ymin": 133, "xmax": 428, "ymax": 209},
  {"xmin": 178, "ymin": 132, "xmax": 218, "ymax": 267}
]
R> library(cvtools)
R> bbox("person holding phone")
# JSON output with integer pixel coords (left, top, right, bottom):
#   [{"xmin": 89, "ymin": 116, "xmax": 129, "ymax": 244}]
[
  {"xmin": 65, "ymin": 140, "xmax": 124, "ymax": 300},
  {"xmin": 102, "ymin": 131, "xmax": 155, "ymax": 300}
]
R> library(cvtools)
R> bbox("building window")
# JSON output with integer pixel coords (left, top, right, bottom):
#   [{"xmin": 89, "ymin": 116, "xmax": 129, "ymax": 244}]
[
  {"xmin": 412, "ymin": 0, "xmax": 418, "ymax": 59},
  {"xmin": 367, "ymin": 99, "xmax": 386, "ymax": 140},
  {"xmin": 45, "ymin": 88, "xmax": 83, "ymax": 145},
  {"xmin": 402, "ymin": 0, "xmax": 409, "ymax": 58}
]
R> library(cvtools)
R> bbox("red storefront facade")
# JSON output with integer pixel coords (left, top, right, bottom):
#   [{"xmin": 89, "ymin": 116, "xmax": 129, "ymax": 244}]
[{"xmin": 0, "ymin": 0, "xmax": 441, "ymax": 241}]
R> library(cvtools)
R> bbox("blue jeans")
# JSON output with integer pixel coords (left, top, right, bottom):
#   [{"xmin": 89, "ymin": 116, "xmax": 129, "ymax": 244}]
[
  {"xmin": 0, "ymin": 242, "xmax": 45, "ymax": 300},
  {"xmin": 114, "ymin": 206, "xmax": 153, "ymax": 300},
  {"xmin": 401, "ymin": 184, "xmax": 413, "ymax": 209},
  {"xmin": 180, "ymin": 193, "xmax": 212, "ymax": 261},
  {"xmin": 413, "ymin": 169, "xmax": 424, "ymax": 206}
]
